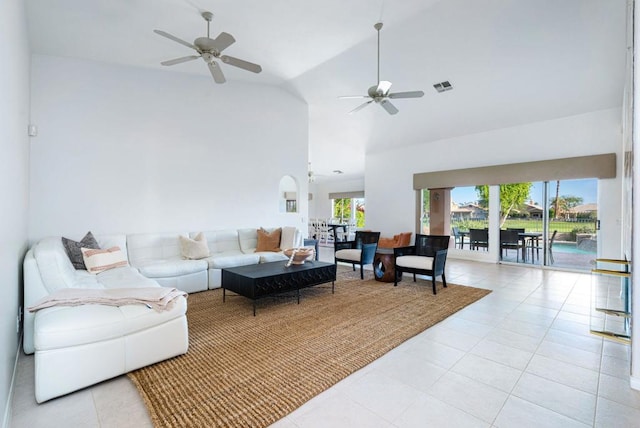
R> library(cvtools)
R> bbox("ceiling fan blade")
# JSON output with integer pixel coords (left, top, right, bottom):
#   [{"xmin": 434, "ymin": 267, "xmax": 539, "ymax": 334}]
[
  {"xmin": 160, "ymin": 55, "xmax": 200, "ymax": 66},
  {"xmin": 388, "ymin": 90, "xmax": 425, "ymax": 99},
  {"xmin": 220, "ymin": 55, "xmax": 262, "ymax": 73},
  {"xmin": 208, "ymin": 61, "xmax": 226, "ymax": 83},
  {"xmin": 379, "ymin": 99, "xmax": 399, "ymax": 115},
  {"xmin": 338, "ymin": 95, "xmax": 370, "ymax": 99},
  {"xmin": 376, "ymin": 80, "xmax": 392, "ymax": 96},
  {"xmin": 213, "ymin": 32, "xmax": 236, "ymax": 52},
  {"xmin": 349, "ymin": 100, "xmax": 374, "ymax": 114},
  {"xmin": 153, "ymin": 30, "xmax": 197, "ymax": 51}
]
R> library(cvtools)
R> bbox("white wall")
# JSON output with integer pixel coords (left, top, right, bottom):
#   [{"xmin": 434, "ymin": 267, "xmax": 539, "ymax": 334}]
[
  {"xmin": 0, "ymin": 0, "xmax": 30, "ymax": 425},
  {"xmin": 29, "ymin": 55, "xmax": 309, "ymax": 240},
  {"xmin": 366, "ymin": 108, "xmax": 624, "ymax": 259}
]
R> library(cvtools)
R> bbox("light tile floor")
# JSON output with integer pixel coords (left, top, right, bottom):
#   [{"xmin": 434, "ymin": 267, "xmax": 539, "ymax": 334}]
[{"xmin": 8, "ymin": 248, "xmax": 640, "ymax": 427}]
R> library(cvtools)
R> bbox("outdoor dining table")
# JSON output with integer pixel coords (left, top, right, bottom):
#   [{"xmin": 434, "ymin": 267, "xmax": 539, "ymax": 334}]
[
  {"xmin": 457, "ymin": 230, "xmax": 469, "ymax": 249},
  {"xmin": 518, "ymin": 232, "xmax": 543, "ymax": 262}
]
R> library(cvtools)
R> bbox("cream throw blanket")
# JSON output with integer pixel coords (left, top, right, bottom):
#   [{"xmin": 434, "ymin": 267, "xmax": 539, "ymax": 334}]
[{"xmin": 28, "ymin": 287, "xmax": 187, "ymax": 313}]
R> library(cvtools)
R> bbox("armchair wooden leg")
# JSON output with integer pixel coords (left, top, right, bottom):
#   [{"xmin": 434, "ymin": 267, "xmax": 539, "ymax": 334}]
[
  {"xmin": 413, "ymin": 273, "xmax": 416, "ymax": 282},
  {"xmin": 432, "ymin": 276, "xmax": 437, "ymax": 295},
  {"xmin": 352, "ymin": 264, "xmax": 356, "ymax": 272},
  {"xmin": 442, "ymin": 273, "xmax": 448, "ymax": 288},
  {"xmin": 360, "ymin": 265, "xmax": 364, "ymax": 279}
]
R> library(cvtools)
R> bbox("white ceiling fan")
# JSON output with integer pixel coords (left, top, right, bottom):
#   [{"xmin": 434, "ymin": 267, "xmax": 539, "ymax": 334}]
[
  {"xmin": 340, "ymin": 22, "xmax": 424, "ymax": 115},
  {"xmin": 154, "ymin": 11, "xmax": 262, "ymax": 84},
  {"xmin": 308, "ymin": 162, "xmax": 330, "ymax": 183}
]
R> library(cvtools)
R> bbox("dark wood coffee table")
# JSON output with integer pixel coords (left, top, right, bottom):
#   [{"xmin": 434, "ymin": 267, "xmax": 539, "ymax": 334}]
[{"xmin": 222, "ymin": 260, "xmax": 337, "ymax": 315}]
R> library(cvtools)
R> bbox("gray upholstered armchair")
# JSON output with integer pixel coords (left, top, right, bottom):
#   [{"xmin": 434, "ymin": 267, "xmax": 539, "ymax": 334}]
[
  {"xmin": 334, "ymin": 231, "xmax": 381, "ymax": 279},
  {"xmin": 393, "ymin": 234, "xmax": 450, "ymax": 294}
]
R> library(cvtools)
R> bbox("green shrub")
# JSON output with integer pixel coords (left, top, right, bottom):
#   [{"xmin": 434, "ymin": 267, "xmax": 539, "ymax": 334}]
[{"xmin": 569, "ymin": 226, "xmax": 595, "ymax": 241}]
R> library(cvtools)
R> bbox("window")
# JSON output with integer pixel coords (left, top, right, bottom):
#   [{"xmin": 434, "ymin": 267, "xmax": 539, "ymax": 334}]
[
  {"xmin": 332, "ymin": 198, "xmax": 365, "ymax": 227},
  {"xmin": 450, "ymin": 186, "xmax": 490, "ymax": 252}
]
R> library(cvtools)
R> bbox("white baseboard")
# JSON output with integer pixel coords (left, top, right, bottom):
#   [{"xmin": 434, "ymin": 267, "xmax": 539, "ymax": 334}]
[
  {"xmin": 631, "ymin": 374, "xmax": 640, "ymax": 391},
  {"xmin": 2, "ymin": 336, "xmax": 21, "ymax": 428}
]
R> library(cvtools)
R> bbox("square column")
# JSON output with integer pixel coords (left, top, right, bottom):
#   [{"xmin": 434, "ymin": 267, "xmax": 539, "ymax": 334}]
[{"xmin": 429, "ymin": 188, "xmax": 452, "ymax": 236}]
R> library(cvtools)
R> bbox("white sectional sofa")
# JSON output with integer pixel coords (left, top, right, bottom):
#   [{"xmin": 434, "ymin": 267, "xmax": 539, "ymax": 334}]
[{"xmin": 24, "ymin": 226, "xmax": 302, "ymax": 403}]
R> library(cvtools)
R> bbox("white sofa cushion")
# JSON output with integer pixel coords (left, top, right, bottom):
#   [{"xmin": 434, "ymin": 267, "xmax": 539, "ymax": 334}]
[
  {"xmin": 96, "ymin": 266, "xmax": 159, "ymax": 289},
  {"xmin": 257, "ymin": 252, "xmax": 289, "ymax": 263},
  {"xmin": 34, "ymin": 238, "xmax": 95, "ymax": 292},
  {"xmin": 334, "ymin": 249, "xmax": 362, "ymax": 262},
  {"xmin": 396, "ymin": 255, "xmax": 434, "ymax": 270},
  {"xmin": 206, "ymin": 253, "xmax": 260, "ymax": 269},
  {"xmin": 193, "ymin": 230, "xmax": 241, "ymax": 254},
  {"xmin": 33, "ymin": 295, "xmax": 187, "ymax": 351},
  {"xmin": 135, "ymin": 258, "xmax": 208, "ymax": 278},
  {"xmin": 127, "ymin": 233, "xmax": 186, "ymax": 266},
  {"xmin": 238, "ymin": 228, "xmax": 260, "ymax": 253}
]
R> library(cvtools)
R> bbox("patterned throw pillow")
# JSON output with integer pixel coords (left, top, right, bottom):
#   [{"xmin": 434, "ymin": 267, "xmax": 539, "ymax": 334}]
[
  {"xmin": 81, "ymin": 246, "xmax": 129, "ymax": 274},
  {"xmin": 179, "ymin": 232, "xmax": 210, "ymax": 260},
  {"xmin": 61, "ymin": 231, "xmax": 100, "ymax": 270},
  {"xmin": 255, "ymin": 228, "xmax": 282, "ymax": 252}
]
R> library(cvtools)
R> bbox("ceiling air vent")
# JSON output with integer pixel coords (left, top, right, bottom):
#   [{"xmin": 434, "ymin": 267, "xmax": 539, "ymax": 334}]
[{"xmin": 433, "ymin": 81, "xmax": 453, "ymax": 93}]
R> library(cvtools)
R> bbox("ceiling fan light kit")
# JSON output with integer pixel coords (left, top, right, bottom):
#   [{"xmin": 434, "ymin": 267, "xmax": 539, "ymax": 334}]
[
  {"xmin": 339, "ymin": 22, "xmax": 424, "ymax": 115},
  {"xmin": 155, "ymin": 11, "xmax": 262, "ymax": 84}
]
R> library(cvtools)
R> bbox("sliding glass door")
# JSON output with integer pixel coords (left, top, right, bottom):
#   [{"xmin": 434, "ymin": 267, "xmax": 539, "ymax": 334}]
[
  {"xmin": 417, "ymin": 179, "xmax": 598, "ymax": 271},
  {"xmin": 497, "ymin": 179, "xmax": 597, "ymax": 270}
]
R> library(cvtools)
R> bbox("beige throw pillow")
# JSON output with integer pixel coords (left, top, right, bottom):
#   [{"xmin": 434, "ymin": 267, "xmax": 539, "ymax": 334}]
[
  {"xmin": 180, "ymin": 232, "xmax": 210, "ymax": 260},
  {"xmin": 81, "ymin": 246, "xmax": 129, "ymax": 274},
  {"xmin": 255, "ymin": 228, "xmax": 282, "ymax": 252}
]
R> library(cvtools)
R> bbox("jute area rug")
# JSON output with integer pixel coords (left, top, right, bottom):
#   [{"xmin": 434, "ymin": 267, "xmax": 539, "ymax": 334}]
[{"xmin": 128, "ymin": 270, "xmax": 491, "ymax": 427}]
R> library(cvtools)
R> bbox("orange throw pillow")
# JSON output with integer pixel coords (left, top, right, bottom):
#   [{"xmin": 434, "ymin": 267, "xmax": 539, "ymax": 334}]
[
  {"xmin": 397, "ymin": 232, "xmax": 412, "ymax": 247},
  {"xmin": 255, "ymin": 228, "xmax": 282, "ymax": 252}
]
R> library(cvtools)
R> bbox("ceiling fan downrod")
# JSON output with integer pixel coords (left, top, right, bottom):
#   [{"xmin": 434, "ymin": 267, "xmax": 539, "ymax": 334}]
[
  {"xmin": 202, "ymin": 11, "xmax": 213, "ymax": 38},
  {"xmin": 375, "ymin": 22, "xmax": 383, "ymax": 84}
]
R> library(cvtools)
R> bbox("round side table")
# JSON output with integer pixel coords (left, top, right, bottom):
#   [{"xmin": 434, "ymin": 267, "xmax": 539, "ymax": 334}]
[{"xmin": 374, "ymin": 248, "xmax": 396, "ymax": 282}]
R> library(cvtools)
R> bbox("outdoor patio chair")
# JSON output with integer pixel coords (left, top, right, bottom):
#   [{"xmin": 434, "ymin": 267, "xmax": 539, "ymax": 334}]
[
  {"xmin": 530, "ymin": 230, "xmax": 557, "ymax": 264},
  {"xmin": 548, "ymin": 230, "xmax": 557, "ymax": 264},
  {"xmin": 469, "ymin": 228, "xmax": 488, "ymax": 251},
  {"xmin": 334, "ymin": 231, "xmax": 381, "ymax": 279},
  {"xmin": 393, "ymin": 234, "xmax": 450, "ymax": 294},
  {"xmin": 451, "ymin": 227, "xmax": 466, "ymax": 249},
  {"xmin": 500, "ymin": 229, "xmax": 523, "ymax": 262}
]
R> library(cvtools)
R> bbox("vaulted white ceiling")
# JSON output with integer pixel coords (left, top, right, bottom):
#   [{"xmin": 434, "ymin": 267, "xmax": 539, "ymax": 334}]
[{"xmin": 26, "ymin": 0, "xmax": 628, "ymax": 181}]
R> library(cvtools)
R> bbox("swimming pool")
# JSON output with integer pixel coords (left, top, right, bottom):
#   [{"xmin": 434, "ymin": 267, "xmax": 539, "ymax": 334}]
[{"xmin": 553, "ymin": 242, "xmax": 596, "ymax": 255}]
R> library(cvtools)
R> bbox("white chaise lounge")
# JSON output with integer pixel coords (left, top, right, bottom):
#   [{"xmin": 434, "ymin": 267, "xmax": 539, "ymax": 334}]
[
  {"xmin": 23, "ymin": 234, "xmax": 188, "ymax": 403},
  {"xmin": 23, "ymin": 226, "xmax": 303, "ymax": 402}
]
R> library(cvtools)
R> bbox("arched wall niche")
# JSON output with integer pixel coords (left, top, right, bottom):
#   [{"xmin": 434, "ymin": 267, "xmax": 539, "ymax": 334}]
[{"xmin": 279, "ymin": 175, "xmax": 298, "ymax": 213}]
